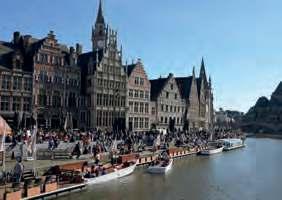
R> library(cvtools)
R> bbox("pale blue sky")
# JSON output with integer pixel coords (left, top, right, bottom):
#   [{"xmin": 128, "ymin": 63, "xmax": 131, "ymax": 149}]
[{"xmin": 1, "ymin": 0, "xmax": 281, "ymax": 112}]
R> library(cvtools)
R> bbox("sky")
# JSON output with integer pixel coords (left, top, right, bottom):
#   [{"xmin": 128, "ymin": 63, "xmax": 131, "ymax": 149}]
[{"xmin": 1, "ymin": 0, "xmax": 281, "ymax": 113}]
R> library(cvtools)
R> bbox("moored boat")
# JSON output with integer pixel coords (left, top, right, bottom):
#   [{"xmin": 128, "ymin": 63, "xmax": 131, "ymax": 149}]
[
  {"xmin": 84, "ymin": 161, "xmax": 137, "ymax": 185},
  {"xmin": 200, "ymin": 142, "xmax": 224, "ymax": 155},
  {"xmin": 218, "ymin": 138, "xmax": 245, "ymax": 151},
  {"xmin": 147, "ymin": 159, "xmax": 173, "ymax": 174}
]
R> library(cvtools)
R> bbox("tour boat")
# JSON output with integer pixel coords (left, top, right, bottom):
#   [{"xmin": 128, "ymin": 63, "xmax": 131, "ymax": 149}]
[
  {"xmin": 218, "ymin": 138, "xmax": 245, "ymax": 151},
  {"xmin": 147, "ymin": 159, "xmax": 173, "ymax": 174},
  {"xmin": 199, "ymin": 143, "xmax": 224, "ymax": 155},
  {"xmin": 84, "ymin": 162, "xmax": 137, "ymax": 185}
]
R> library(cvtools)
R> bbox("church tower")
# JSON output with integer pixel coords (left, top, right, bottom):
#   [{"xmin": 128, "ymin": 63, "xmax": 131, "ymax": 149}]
[
  {"xmin": 92, "ymin": 0, "xmax": 107, "ymax": 50},
  {"xmin": 199, "ymin": 57, "xmax": 208, "ymax": 87}
]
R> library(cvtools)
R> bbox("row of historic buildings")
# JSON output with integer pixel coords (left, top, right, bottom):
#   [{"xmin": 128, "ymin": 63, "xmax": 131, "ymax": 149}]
[{"xmin": 0, "ymin": 0, "xmax": 214, "ymax": 132}]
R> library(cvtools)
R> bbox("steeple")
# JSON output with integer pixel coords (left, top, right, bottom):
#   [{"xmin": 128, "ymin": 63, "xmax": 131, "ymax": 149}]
[
  {"xmin": 192, "ymin": 66, "xmax": 196, "ymax": 78},
  {"xmin": 92, "ymin": 0, "xmax": 106, "ymax": 50},
  {"xmin": 96, "ymin": 0, "xmax": 105, "ymax": 25},
  {"xmin": 199, "ymin": 57, "xmax": 207, "ymax": 83}
]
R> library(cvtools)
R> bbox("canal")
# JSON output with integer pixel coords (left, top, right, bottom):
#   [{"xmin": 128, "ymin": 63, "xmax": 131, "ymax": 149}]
[{"xmin": 58, "ymin": 138, "xmax": 282, "ymax": 200}]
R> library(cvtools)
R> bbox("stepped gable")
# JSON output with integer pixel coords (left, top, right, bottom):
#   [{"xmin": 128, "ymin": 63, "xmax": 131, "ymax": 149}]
[
  {"xmin": 150, "ymin": 77, "xmax": 168, "ymax": 101},
  {"xmin": 175, "ymin": 76, "xmax": 193, "ymax": 99}
]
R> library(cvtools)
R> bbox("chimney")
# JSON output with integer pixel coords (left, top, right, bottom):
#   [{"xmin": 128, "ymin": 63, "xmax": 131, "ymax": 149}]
[
  {"xmin": 23, "ymin": 35, "xmax": 32, "ymax": 47},
  {"xmin": 76, "ymin": 43, "xmax": 82, "ymax": 55},
  {"xmin": 13, "ymin": 32, "xmax": 20, "ymax": 45}
]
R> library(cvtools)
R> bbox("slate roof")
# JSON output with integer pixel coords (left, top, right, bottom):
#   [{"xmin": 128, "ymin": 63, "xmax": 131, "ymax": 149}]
[
  {"xmin": 123, "ymin": 64, "xmax": 136, "ymax": 77},
  {"xmin": 150, "ymin": 77, "xmax": 168, "ymax": 101},
  {"xmin": 175, "ymin": 76, "xmax": 193, "ymax": 99},
  {"xmin": 273, "ymin": 81, "xmax": 282, "ymax": 95}
]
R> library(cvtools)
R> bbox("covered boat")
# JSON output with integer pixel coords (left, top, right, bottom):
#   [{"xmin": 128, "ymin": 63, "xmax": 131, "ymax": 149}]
[
  {"xmin": 147, "ymin": 159, "xmax": 173, "ymax": 174},
  {"xmin": 219, "ymin": 138, "xmax": 245, "ymax": 151}
]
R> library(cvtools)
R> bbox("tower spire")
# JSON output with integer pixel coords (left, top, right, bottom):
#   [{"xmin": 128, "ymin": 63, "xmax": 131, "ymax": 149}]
[
  {"xmin": 96, "ymin": 0, "xmax": 105, "ymax": 25},
  {"xmin": 200, "ymin": 57, "xmax": 207, "ymax": 83}
]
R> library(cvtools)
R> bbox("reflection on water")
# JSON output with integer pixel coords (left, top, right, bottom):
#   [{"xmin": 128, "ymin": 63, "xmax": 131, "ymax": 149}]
[{"xmin": 58, "ymin": 138, "xmax": 282, "ymax": 200}]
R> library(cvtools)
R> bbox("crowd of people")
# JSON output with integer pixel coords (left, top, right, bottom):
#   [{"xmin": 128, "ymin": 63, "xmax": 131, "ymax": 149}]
[{"xmin": 4, "ymin": 127, "xmax": 245, "ymax": 159}]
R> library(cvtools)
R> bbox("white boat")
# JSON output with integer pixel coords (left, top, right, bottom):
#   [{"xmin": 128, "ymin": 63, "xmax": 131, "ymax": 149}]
[
  {"xmin": 84, "ymin": 163, "xmax": 137, "ymax": 185},
  {"xmin": 219, "ymin": 138, "xmax": 245, "ymax": 151},
  {"xmin": 147, "ymin": 159, "xmax": 173, "ymax": 174},
  {"xmin": 200, "ymin": 146, "xmax": 224, "ymax": 155}
]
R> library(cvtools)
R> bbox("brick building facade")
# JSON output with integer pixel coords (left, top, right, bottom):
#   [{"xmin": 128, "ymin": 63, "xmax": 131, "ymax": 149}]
[
  {"xmin": 78, "ymin": 1, "xmax": 127, "ymax": 131},
  {"xmin": 125, "ymin": 59, "xmax": 151, "ymax": 132}
]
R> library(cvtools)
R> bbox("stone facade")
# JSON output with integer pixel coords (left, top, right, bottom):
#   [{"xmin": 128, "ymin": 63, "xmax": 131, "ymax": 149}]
[
  {"xmin": 151, "ymin": 60, "xmax": 214, "ymax": 132},
  {"xmin": 125, "ymin": 59, "xmax": 151, "ymax": 132},
  {"xmin": 78, "ymin": 0, "xmax": 127, "ymax": 131},
  {"xmin": 150, "ymin": 73, "xmax": 186, "ymax": 131}
]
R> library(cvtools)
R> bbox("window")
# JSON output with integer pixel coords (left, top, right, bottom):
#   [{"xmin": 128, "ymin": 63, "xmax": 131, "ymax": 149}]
[
  {"xmin": 161, "ymin": 104, "xmax": 164, "ymax": 111},
  {"xmin": 139, "ymin": 118, "xmax": 144, "ymax": 129},
  {"xmin": 160, "ymin": 116, "xmax": 163, "ymax": 123},
  {"xmin": 145, "ymin": 118, "xmax": 149, "ymax": 128},
  {"xmin": 166, "ymin": 105, "xmax": 168, "ymax": 112},
  {"xmin": 129, "ymin": 89, "xmax": 133, "ymax": 97},
  {"xmin": 145, "ymin": 91, "xmax": 149, "ymax": 99},
  {"xmin": 170, "ymin": 105, "xmax": 173, "ymax": 112},
  {"xmin": 174, "ymin": 106, "xmax": 176, "ymax": 112},
  {"xmin": 165, "ymin": 117, "xmax": 168, "ymax": 124},
  {"xmin": 0, "ymin": 96, "xmax": 9, "ymax": 111},
  {"xmin": 134, "ymin": 102, "xmax": 138, "ymax": 113},
  {"xmin": 139, "ymin": 90, "xmax": 144, "ymax": 98},
  {"xmin": 13, "ymin": 77, "xmax": 22, "ymax": 90},
  {"xmin": 152, "ymin": 107, "xmax": 155, "ymax": 115},
  {"xmin": 38, "ymin": 89, "xmax": 47, "ymax": 106},
  {"xmin": 52, "ymin": 91, "xmax": 61, "ymax": 107},
  {"xmin": 12, "ymin": 96, "xmax": 21, "ymax": 111},
  {"xmin": 166, "ymin": 92, "xmax": 169, "ymax": 98},
  {"xmin": 134, "ymin": 90, "xmax": 138, "ymax": 98},
  {"xmin": 129, "ymin": 101, "xmax": 133, "ymax": 112},
  {"xmin": 140, "ymin": 102, "xmax": 144, "ymax": 113},
  {"xmin": 134, "ymin": 77, "xmax": 139, "ymax": 85},
  {"xmin": 23, "ymin": 97, "xmax": 31, "ymax": 111},
  {"xmin": 140, "ymin": 78, "xmax": 144, "ymax": 86},
  {"xmin": 175, "ymin": 94, "xmax": 177, "ymax": 99},
  {"xmin": 134, "ymin": 117, "xmax": 138, "ymax": 128},
  {"xmin": 24, "ymin": 78, "xmax": 32, "ymax": 91},
  {"xmin": 1, "ymin": 75, "xmax": 10, "ymax": 90},
  {"xmin": 170, "ymin": 84, "xmax": 173, "ymax": 90},
  {"xmin": 145, "ymin": 103, "xmax": 149, "ymax": 113}
]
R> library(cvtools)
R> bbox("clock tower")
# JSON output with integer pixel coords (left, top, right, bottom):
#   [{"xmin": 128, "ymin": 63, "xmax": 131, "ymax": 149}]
[{"xmin": 92, "ymin": 0, "xmax": 106, "ymax": 50}]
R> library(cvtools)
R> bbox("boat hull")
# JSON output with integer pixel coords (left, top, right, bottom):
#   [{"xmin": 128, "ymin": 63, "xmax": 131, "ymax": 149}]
[
  {"xmin": 85, "ymin": 163, "xmax": 136, "ymax": 185},
  {"xmin": 200, "ymin": 146, "xmax": 224, "ymax": 155},
  {"xmin": 223, "ymin": 144, "xmax": 245, "ymax": 151},
  {"xmin": 147, "ymin": 159, "xmax": 173, "ymax": 174}
]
